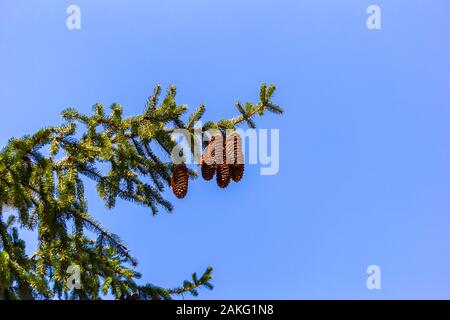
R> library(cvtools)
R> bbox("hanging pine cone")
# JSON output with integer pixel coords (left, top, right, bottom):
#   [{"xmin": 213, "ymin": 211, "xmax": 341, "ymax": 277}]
[
  {"xmin": 226, "ymin": 132, "xmax": 245, "ymax": 182},
  {"xmin": 216, "ymin": 162, "xmax": 231, "ymax": 188},
  {"xmin": 216, "ymin": 135, "xmax": 230, "ymax": 188},
  {"xmin": 231, "ymin": 163, "xmax": 245, "ymax": 181},
  {"xmin": 200, "ymin": 136, "xmax": 218, "ymax": 181},
  {"xmin": 171, "ymin": 163, "xmax": 189, "ymax": 199},
  {"xmin": 230, "ymin": 163, "xmax": 244, "ymax": 182},
  {"xmin": 200, "ymin": 156, "xmax": 216, "ymax": 181}
]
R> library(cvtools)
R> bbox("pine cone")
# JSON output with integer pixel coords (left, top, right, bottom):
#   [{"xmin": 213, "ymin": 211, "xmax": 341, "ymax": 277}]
[
  {"xmin": 216, "ymin": 162, "xmax": 231, "ymax": 188},
  {"xmin": 230, "ymin": 163, "xmax": 245, "ymax": 182},
  {"xmin": 226, "ymin": 132, "xmax": 245, "ymax": 182},
  {"xmin": 200, "ymin": 136, "xmax": 218, "ymax": 181},
  {"xmin": 171, "ymin": 163, "xmax": 189, "ymax": 199},
  {"xmin": 200, "ymin": 156, "xmax": 216, "ymax": 181},
  {"xmin": 216, "ymin": 135, "xmax": 230, "ymax": 188}
]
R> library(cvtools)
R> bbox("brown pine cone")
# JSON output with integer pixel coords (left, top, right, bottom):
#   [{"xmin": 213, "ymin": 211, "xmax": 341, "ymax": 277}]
[
  {"xmin": 216, "ymin": 162, "xmax": 231, "ymax": 188},
  {"xmin": 230, "ymin": 163, "xmax": 245, "ymax": 182},
  {"xmin": 216, "ymin": 135, "xmax": 230, "ymax": 188},
  {"xmin": 225, "ymin": 132, "xmax": 245, "ymax": 182},
  {"xmin": 200, "ymin": 155, "xmax": 216, "ymax": 181},
  {"xmin": 200, "ymin": 136, "xmax": 219, "ymax": 181},
  {"xmin": 171, "ymin": 163, "xmax": 189, "ymax": 199}
]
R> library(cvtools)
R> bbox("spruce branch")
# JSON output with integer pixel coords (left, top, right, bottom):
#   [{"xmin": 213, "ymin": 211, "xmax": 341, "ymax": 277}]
[{"xmin": 0, "ymin": 84, "xmax": 282, "ymax": 300}]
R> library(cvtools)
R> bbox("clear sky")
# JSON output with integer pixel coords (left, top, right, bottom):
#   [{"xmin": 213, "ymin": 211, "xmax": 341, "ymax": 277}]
[{"xmin": 1, "ymin": 0, "xmax": 450, "ymax": 299}]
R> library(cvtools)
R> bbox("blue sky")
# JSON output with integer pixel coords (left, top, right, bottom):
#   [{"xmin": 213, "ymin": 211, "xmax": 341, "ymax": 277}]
[{"xmin": 1, "ymin": 0, "xmax": 450, "ymax": 299}]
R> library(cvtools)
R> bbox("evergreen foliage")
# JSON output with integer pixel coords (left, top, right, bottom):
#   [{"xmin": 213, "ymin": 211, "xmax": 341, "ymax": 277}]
[{"xmin": 0, "ymin": 84, "xmax": 282, "ymax": 300}]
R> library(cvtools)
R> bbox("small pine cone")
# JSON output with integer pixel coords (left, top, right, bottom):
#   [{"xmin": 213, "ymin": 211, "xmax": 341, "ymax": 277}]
[
  {"xmin": 200, "ymin": 155, "xmax": 216, "ymax": 181},
  {"xmin": 171, "ymin": 163, "xmax": 189, "ymax": 199},
  {"xmin": 226, "ymin": 132, "xmax": 245, "ymax": 182},
  {"xmin": 216, "ymin": 136, "xmax": 230, "ymax": 188},
  {"xmin": 211, "ymin": 134, "xmax": 224, "ymax": 166},
  {"xmin": 225, "ymin": 132, "xmax": 237, "ymax": 164},
  {"xmin": 216, "ymin": 162, "xmax": 231, "ymax": 188},
  {"xmin": 200, "ymin": 136, "xmax": 219, "ymax": 181},
  {"xmin": 230, "ymin": 163, "xmax": 245, "ymax": 182}
]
